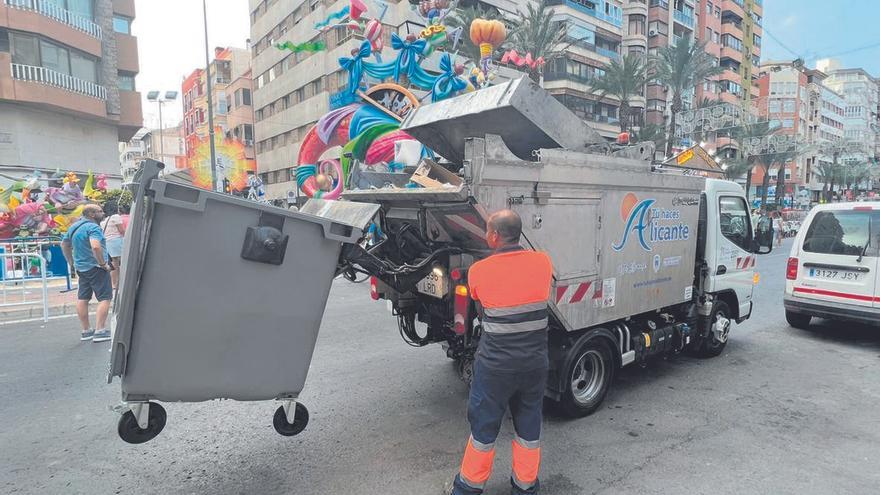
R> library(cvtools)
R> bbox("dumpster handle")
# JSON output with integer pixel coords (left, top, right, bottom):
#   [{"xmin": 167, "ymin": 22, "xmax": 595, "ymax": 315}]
[{"xmin": 150, "ymin": 181, "xmax": 208, "ymax": 212}]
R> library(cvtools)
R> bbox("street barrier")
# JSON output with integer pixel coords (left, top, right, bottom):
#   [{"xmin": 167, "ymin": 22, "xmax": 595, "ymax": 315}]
[
  {"xmin": 0, "ymin": 237, "xmax": 73, "ymax": 291},
  {"xmin": 0, "ymin": 251, "xmax": 49, "ymax": 322}
]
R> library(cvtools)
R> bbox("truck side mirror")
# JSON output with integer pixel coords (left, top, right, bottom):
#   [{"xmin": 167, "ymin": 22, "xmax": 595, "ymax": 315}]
[{"xmin": 753, "ymin": 216, "xmax": 773, "ymax": 254}]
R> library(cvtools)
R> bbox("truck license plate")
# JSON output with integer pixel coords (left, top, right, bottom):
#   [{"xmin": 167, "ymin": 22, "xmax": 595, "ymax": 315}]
[
  {"xmin": 416, "ymin": 270, "xmax": 448, "ymax": 299},
  {"xmin": 809, "ymin": 268, "xmax": 860, "ymax": 281}
]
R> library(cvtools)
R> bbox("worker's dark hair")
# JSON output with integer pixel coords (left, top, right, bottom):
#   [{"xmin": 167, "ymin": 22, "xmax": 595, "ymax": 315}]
[{"xmin": 489, "ymin": 209, "xmax": 522, "ymax": 245}]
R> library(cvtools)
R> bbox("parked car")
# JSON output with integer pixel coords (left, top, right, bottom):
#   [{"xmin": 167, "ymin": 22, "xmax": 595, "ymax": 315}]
[{"xmin": 784, "ymin": 203, "xmax": 879, "ymax": 328}]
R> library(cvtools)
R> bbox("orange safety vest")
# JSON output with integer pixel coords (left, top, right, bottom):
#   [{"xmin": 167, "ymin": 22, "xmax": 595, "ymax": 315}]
[{"xmin": 468, "ymin": 248, "xmax": 553, "ymax": 369}]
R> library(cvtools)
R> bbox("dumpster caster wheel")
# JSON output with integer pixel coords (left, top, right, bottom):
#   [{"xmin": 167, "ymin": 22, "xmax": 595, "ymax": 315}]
[
  {"xmin": 273, "ymin": 402, "xmax": 309, "ymax": 436},
  {"xmin": 118, "ymin": 403, "xmax": 166, "ymax": 444}
]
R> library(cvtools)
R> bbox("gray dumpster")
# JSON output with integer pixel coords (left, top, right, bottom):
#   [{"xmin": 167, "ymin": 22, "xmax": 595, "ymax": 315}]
[{"xmin": 109, "ymin": 160, "xmax": 378, "ymax": 444}]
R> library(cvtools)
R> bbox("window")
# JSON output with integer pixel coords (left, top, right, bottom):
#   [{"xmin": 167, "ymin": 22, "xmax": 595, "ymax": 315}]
[
  {"xmin": 783, "ymin": 99, "xmax": 795, "ymax": 113},
  {"xmin": 11, "ymin": 33, "xmax": 38, "ymax": 65},
  {"xmin": 803, "ymin": 211, "xmax": 875, "ymax": 256},
  {"xmin": 243, "ymin": 124, "xmax": 254, "ymax": 141},
  {"xmin": 312, "ymin": 78, "xmax": 322, "ymax": 94},
  {"xmin": 0, "ymin": 28, "xmax": 8, "ymax": 53},
  {"xmin": 753, "ymin": 34, "xmax": 761, "ymax": 47},
  {"xmin": 769, "ymin": 99, "xmax": 781, "ymax": 113},
  {"xmin": 241, "ymin": 88, "xmax": 252, "ymax": 106},
  {"xmin": 216, "ymin": 91, "xmax": 227, "ymax": 115},
  {"xmin": 65, "ymin": 0, "xmax": 94, "ymax": 19},
  {"xmin": 629, "ymin": 14, "xmax": 646, "ymax": 36},
  {"xmin": 719, "ymin": 196, "xmax": 752, "ymax": 250},
  {"xmin": 713, "ymin": 31, "xmax": 720, "ymax": 44},
  {"xmin": 782, "ymin": 119, "xmax": 794, "ymax": 129},
  {"xmin": 40, "ymin": 40, "xmax": 70, "ymax": 74},
  {"xmin": 705, "ymin": 27, "xmax": 712, "ymax": 41},
  {"xmin": 70, "ymin": 51, "xmax": 97, "ymax": 82},
  {"xmin": 714, "ymin": 6, "xmax": 721, "ymax": 17},
  {"xmin": 118, "ymin": 73, "xmax": 135, "ymax": 91},
  {"xmin": 113, "ymin": 16, "xmax": 132, "ymax": 34},
  {"xmin": 721, "ymin": 34, "xmax": 742, "ymax": 51},
  {"xmin": 705, "ymin": 1, "xmax": 712, "ymax": 15}
]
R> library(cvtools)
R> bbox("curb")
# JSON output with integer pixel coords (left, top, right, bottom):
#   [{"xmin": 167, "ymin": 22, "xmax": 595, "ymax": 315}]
[{"xmin": 0, "ymin": 303, "xmax": 97, "ymax": 322}]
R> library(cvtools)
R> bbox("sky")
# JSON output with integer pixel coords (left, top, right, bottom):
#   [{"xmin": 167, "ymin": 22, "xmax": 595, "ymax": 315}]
[
  {"xmin": 761, "ymin": 0, "xmax": 880, "ymax": 76},
  {"xmin": 134, "ymin": 0, "xmax": 250, "ymax": 129}
]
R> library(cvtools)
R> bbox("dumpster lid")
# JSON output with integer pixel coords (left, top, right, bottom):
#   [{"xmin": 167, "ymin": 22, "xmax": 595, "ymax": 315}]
[{"xmin": 400, "ymin": 76, "xmax": 604, "ymax": 164}]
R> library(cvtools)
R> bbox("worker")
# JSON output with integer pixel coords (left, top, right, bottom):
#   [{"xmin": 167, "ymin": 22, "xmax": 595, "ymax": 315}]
[{"xmin": 445, "ymin": 209, "xmax": 554, "ymax": 495}]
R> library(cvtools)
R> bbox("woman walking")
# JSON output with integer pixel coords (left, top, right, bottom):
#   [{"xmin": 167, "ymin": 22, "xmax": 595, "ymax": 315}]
[{"xmin": 101, "ymin": 201, "xmax": 127, "ymax": 290}]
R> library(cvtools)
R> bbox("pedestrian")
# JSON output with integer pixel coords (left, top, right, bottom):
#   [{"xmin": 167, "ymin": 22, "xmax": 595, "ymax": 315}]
[
  {"xmin": 61, "ymin": 204, "xmax": 113, "ymax": 343},
  {"xmin": 773, "ymin": 213, "xmax": 784, "ymax": 247},
  {"xmin": 101, "ymin": 201, "xmax": 127, "ymax": 290},
  {"xmin": 445, "ymin": 209, "xmax": 554, "ymax": 495}
]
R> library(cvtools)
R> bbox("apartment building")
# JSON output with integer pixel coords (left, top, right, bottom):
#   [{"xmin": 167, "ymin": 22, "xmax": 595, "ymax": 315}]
[
  {"xmin": 817, "ymin": 59, "xmax": 880, "ymax": 165},
  {"xmin": 181, "ymin": 47, "xmax": 253, "ymax": 161},
  {"xmin": 0, "ymin": 0, "xmax": 142, "ymax": 185},
  {"xmin": 645, "ymin": 0, "xmax": 762, "ymax": 146}
]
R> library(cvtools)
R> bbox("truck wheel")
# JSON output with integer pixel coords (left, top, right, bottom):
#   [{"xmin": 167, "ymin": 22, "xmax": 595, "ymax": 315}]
[
  {"xmin": 697, "ymin": 301, "xmax": 731, "ymax": 358},
  {"xmin": 785, "ymin": 310, "xmax": 811, "ymax": 329},
  {"xmin": 558, "ymin": 339, "xmax": 614, "ymax": 418}
]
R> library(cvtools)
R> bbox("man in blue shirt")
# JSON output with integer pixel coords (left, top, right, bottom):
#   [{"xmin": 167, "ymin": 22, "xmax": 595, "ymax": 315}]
[{"xmin": 61, "ymin": 204, "xmax": 113, "ymax": 342}]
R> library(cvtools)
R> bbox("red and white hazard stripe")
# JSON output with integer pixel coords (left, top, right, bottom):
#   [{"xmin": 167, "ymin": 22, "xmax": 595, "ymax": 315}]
[
  {"xmin": 735, "ymin": 255, "xmax": 756, "ymax": 270},
  {"xmin": 555, "ymin": 281, "xmax": 600, "ymax": 305}
]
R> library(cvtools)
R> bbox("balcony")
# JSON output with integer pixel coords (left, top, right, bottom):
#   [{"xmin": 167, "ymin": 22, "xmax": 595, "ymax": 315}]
[
  {"xmin": 596, "ymin": 46, "xmax": 621, "ymax": 61},
  {"xmin": 11, "ymin": 63, "xmax": 107, "ymax": 99},
  {"xmin": 4, "ymin": 0, "xmax": 102, "ymax": 39},
  {"xmin": 673, "ymin": 10, "xmax": 694, "ymax": 29},
  {"xmin": 547, "ymin": 0, "xmax": 622, "ymax": 28},
  {"xmin": 649, "ymin": 0, "xmax": 669, "ymax": 8}
]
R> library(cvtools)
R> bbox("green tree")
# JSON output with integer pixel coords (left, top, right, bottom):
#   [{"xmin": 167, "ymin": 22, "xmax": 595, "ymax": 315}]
[
  {"xmin": 508, "ymin": 0, "xmax": 568, "ymax": 82},
  {"xmin": 634, "ymin": 122, "xmax": 666, "ymax": 153},
  {"xmin": 588, "ymin": 54, "xmax": 649, "ymax": 132},
  {"xmin": 728, "ymin": 121, "xmax": 799, "ymax": 207},
  {"xmin": 446, "ymin": 5, "xmax": 503, "ymax": 66},
  {"xmin": 653, "ymin": 36, "xmax": 723, "ymax": 155}
]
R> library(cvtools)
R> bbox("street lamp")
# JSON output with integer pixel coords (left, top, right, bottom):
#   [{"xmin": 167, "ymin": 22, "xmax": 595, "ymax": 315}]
[
  {"xmin": 146, "ymin": 90, "xmax": 179, "ymax": 163},
  {"xmin": 202, "ymin": 0, "xmax": 218, "ymax": 192}
]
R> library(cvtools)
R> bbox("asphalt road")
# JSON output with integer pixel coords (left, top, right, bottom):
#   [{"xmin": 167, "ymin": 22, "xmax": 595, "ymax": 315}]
[{"xmin": 2, "ymin": 239, "xmax": 879, "ymax": 495}]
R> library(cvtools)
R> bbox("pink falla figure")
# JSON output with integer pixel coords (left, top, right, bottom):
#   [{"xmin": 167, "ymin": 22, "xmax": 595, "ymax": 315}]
[
  {"xmin": 11, "ymin": 202, "xmax": 51, "ymax": 235},
  {"xmin": 96, "ymin": 174, "xmax": 108, "ymax": 191}
]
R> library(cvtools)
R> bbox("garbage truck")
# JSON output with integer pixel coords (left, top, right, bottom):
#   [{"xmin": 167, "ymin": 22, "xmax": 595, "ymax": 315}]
[{"xmin": 109, "ymin": 77, "xmax": 774, "ymax": 443}]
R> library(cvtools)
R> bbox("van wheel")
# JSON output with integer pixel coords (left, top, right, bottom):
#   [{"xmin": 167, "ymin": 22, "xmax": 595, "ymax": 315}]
[
  {"xmin": 558, "ymin": 339, "xmax": 614, "ymax": 418},
  {"xmin": 785, "ymin": 310, "xmax": 811, "ymax": 329},
  {"xmin": 697, "ymin": 301, "xmax": 731, "ymax": 358}
]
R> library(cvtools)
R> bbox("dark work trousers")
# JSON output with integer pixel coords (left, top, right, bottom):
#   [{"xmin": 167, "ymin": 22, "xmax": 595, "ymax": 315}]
[{"xmin": 453, "ymin": 359, "xmax": 548, "ymax": 495}]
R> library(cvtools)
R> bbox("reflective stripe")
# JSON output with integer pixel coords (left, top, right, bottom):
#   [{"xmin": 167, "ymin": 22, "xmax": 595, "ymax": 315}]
[
  {"xmin": 511, "ymin": 438, "xmax": 541, "ymax": 486},
  {"xmin": 483, "ymin": 302, "xmax": 547, "ymax": 317},
  {"xmin": 470, "ymin": 435, "xmax": 495, "ymax": 452},
  {"xmin": 482, "ymin": 308, "xmax": 547, "ymax": 325},
  {"xmin": 513, "ymin": 435, "xmax": 541, "ymax": 450},
  {"xmin": 460, "ymin": 436, "xmax": 496, "ymax": 487},
  {"xmin": 483, "ymin": 318, "xmax": 548, "ymax": 334}
]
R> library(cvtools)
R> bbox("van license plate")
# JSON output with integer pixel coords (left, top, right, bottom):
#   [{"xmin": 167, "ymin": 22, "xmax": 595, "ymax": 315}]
[
  {"xmin": 416, "ymin": 270, "xmax": 448, "ymax": 299},
  {"xmin": 809, "ymin": 268, "xmax": 860, "ymax": 281}
]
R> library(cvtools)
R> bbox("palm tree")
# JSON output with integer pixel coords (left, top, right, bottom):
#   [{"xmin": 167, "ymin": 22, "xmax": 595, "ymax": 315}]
[
  {"xmin": 587, "ymin": 54, "xmax": 649, "ymax": 133},
  {"xmin": 446, "ymin": 4, "xmax": 503, "ymax": 66},
  {"xmin": 508, "ymin": 0, "xmax": 568, "ymax": 82},
  {"xmin": 634, "ymin": 122, "xmax": 666, "ymax": 152},
  {"xmin": 728, "ymin": 121, "xmax": 799, "ymax": 207},
  {"xmin": 653, "ymin": 36, "xmax": 723, "ymax": 155}
]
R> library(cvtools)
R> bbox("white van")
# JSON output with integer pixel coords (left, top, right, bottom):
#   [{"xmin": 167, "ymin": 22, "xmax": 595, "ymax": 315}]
[{"xmin": 784, "ymin": 203, "xmax": 879, "ymax": 328}]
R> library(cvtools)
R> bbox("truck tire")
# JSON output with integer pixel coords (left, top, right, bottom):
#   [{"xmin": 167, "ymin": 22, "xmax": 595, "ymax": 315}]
[
  {"xmin": 558, "ymin": 339, "xmax": 614, "ymax": 418},
  {"xmin": 697, "ymin": 301, "xmax": 731, "ymax": 358},
  {"xmin": 785, "ymin": 310, "xmax": 811, "ymax": 329}
]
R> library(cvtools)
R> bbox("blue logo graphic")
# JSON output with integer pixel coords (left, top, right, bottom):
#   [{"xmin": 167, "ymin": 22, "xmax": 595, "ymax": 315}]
[{"xmin": 612, "ymin": 199, "xmax": 655, "ymax": 252}]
